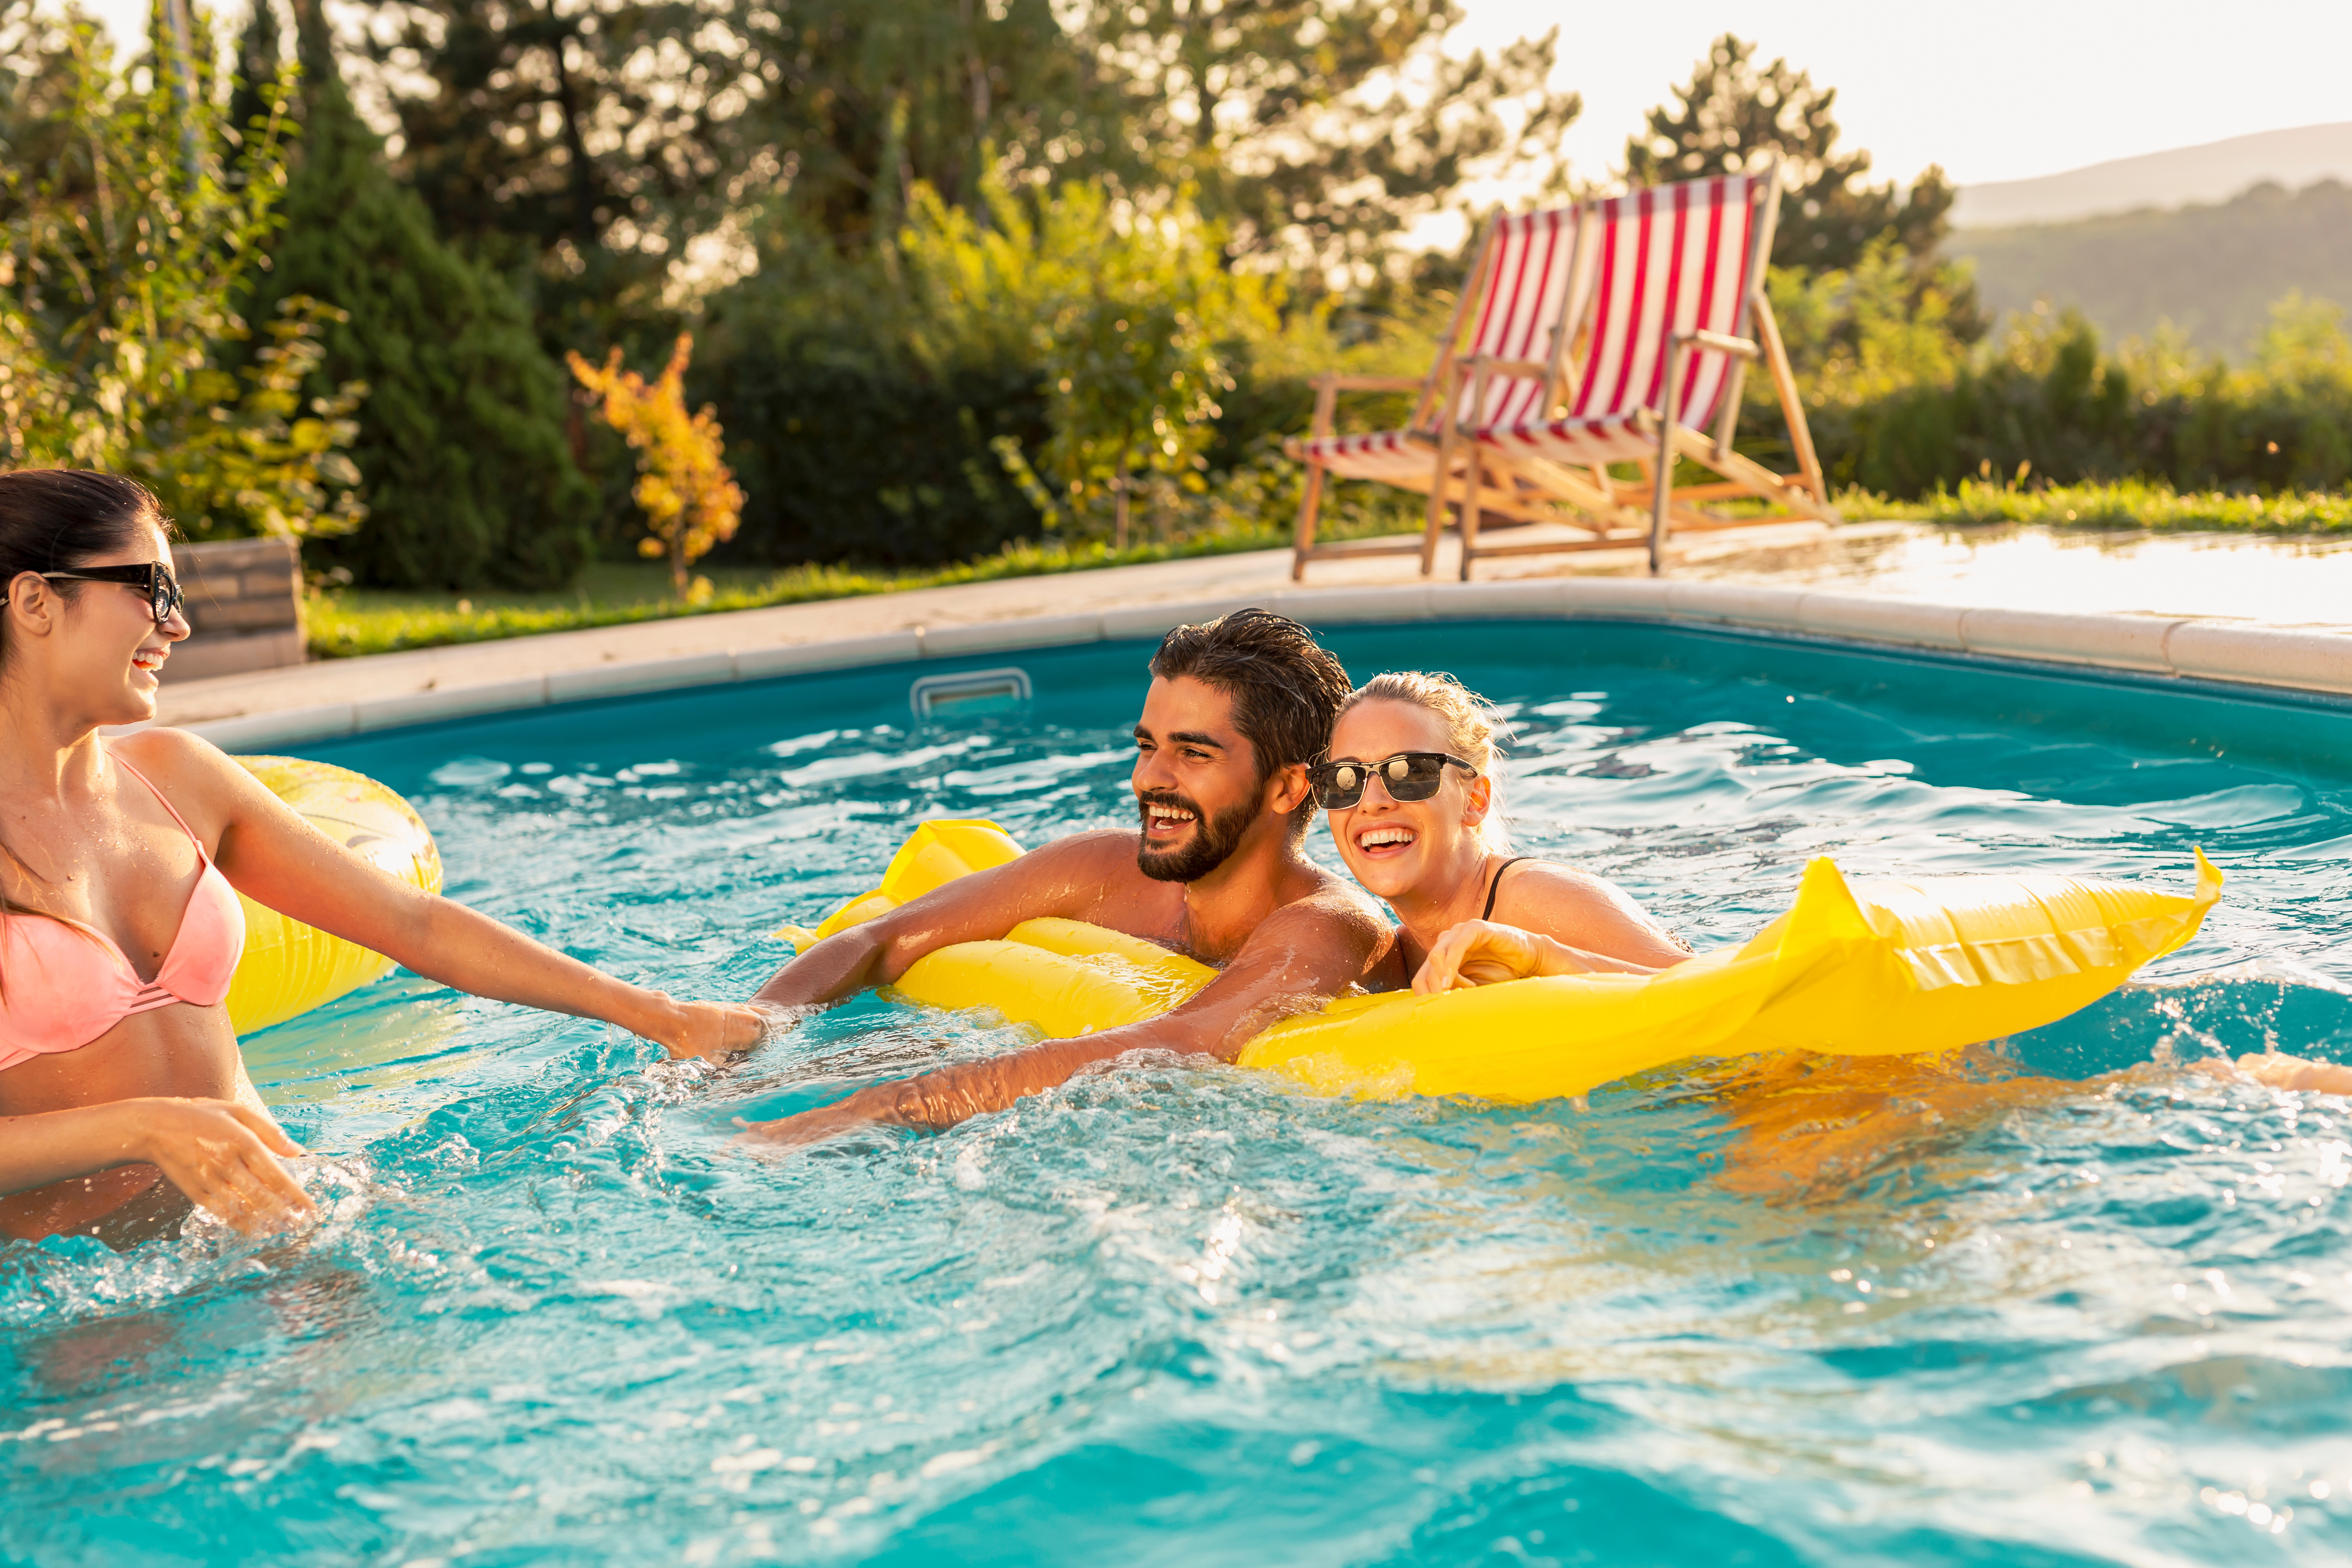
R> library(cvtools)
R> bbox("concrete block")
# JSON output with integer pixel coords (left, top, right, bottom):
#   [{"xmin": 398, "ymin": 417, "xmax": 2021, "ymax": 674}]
[
  {"xmin": 188, "ymin": 595, "xmax": 300, "ymax": 632},
  {"xmin": 1663, "ymin": 580, "xmax": 1810, "ymax": 629},
  {"xmin": 1274, "ymin": 585, "xmax": 1433, "ymax": 627},
  {"xmin": 1431, "ymin": 579, "xmax": 1575, "ymax": 619},
  {"xmin": 920, "ymin": 612, "xmax": 1105, "ymax": 660},
  {"xmin": 1553, "ymin": 577, "xmax": 1673, "ymax": 618},
  {"xmin": 1959, "ymin": 607, "xmax": 2178, "ymax": 671},
  {"xmin": 188, "ymin": 702, "xmax": 356, "ymax": 750},
  {"xmin": 354, "ymin": 676, "xmax": 550, "ymax": 733},
  {"xmin": 546, "ymin": 650, "xmax": 739, "ymax": 704},
  {"xmin": 2165, "ymin": 622, "xmax": 2352, "ymax": 695},
  {"xmin": 161, "ymin": 627, "xmax": 305, "ymax": 683},
  {"xmin": 1798, "ymin": 592, "xmax": 1969, "ymax": 651},
  {"xmin": 1099, "ymin": 597, "xmax": 1257, "ymax": 642},
  {"xmin": 732, "ymin": 632, "xmax": 925, "ymax": 681}
]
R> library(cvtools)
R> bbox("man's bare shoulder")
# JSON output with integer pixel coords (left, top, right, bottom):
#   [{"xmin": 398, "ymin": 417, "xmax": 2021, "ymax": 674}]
[{"xmin": 1258, "ymin": 859, "xmax": 1389, "ymax": 945}]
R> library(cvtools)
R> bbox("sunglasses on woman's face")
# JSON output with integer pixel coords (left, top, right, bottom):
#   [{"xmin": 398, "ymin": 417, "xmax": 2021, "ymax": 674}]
[
  {"xmin": 40, "ymin": 562, "xmax": 186, "ymax": 628},
  {"xmin": 1310, "ymin": 751, "xmax": 1476, "ymax": 810}
]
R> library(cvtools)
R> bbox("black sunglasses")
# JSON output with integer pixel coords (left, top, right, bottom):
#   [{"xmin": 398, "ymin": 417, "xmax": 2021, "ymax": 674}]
[
  {"xmin": 39, "ymin": 562, "xmax": 186, "ymax": 627},
  {"xmin": 1310, "ymin": 751, "xmax": 1476, "ymax": 810}
]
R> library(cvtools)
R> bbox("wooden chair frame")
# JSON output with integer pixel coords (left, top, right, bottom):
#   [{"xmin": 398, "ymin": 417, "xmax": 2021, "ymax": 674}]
[
  {"xmin": 1288, "ymin": 210, "xmax": 1608, "ymax": 582},
  {"xmin": 1449, "ymin": 166, "xmax": 1839, "ymax": 579}
]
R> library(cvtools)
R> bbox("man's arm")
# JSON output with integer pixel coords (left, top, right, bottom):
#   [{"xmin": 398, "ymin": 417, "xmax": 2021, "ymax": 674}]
[
  {"xmin": 738, "ymin": 889, "xmax": 1386, "ymax": 1144},
  {"xmin": 744, "ymin": 832, "xmax": 1131, "ymax": 1018}
]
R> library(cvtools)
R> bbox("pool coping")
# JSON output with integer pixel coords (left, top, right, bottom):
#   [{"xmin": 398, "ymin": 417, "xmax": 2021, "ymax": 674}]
[{"xmin": 178, "ymin": 578, "xmax": 2352, "ymax": 750}]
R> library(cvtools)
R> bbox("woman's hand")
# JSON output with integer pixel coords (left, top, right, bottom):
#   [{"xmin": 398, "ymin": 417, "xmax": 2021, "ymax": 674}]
[
  {"xmin": 1413, "ymin": 920, "xmax": 1577, "ymax": 994},
  {"xmin": 640, "ymin": 995, "xmax": 771, "ymax": 1060},
  {"xmin": 127, "ymin": 1098, "xmax": 317, "ymax": 1235}
]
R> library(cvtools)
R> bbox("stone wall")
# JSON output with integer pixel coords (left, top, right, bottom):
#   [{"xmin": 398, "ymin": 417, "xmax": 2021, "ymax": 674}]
[{"xmin": 164, "ymin": 536, "xmax": 305, "ymax": 683}]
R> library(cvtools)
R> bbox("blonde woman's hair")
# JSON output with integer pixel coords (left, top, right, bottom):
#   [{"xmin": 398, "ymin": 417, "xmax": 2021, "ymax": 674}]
[{"xmin": 1335, "ymin": 671, "xmax": 1513, "ymax": 852}]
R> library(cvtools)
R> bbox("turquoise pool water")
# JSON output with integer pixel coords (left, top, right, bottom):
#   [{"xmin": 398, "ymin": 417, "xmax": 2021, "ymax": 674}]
[{"xmin": 9, "ymin": 621, "xmax": 2352, "ymax": 1565}]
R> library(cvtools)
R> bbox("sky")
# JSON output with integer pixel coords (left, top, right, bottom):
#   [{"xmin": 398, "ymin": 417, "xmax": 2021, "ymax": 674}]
[
  {"xmin": 1458, "ymin": 0, "xmax": 2352, "ymax": 187},
  {"xmin": 78, "ymin": 0, "xmax": 2352, "ymax": 189}
]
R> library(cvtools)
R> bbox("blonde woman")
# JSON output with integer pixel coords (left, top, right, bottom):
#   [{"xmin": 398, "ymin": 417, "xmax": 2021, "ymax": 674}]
[{"xmin": 1312, "ymin": 672, "xmax": 1690, "ymax": 992}]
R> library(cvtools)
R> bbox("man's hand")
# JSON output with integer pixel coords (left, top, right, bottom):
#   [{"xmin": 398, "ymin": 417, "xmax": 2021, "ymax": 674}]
[
  {"xmin": 2193, "ymin": 1052, "xmax": 2352, "ymax": 1095},
  {"xmin": 733, "ymin": 1082, "xmax": 907, "ymax": 1150}
]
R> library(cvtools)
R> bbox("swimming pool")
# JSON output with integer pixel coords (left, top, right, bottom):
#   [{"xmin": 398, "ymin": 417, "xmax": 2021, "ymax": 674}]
[{"xmin": 10, "ymin": 619, "xmax": 2352, "ymax": 1565}]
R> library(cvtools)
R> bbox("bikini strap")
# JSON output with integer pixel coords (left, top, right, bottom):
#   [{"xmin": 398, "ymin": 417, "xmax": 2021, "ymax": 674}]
[
  {"xmin": 108, "ymin": 750, "xmax": 207, "ymax": 856},
  {"xmin": 1481, "ymin": 856, "xmax": 1537, "ymax": 922}
]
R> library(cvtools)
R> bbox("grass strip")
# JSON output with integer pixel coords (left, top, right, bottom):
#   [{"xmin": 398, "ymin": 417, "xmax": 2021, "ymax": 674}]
[
  {"xmin": 307, "ymin": 527, "xmax": 1302, "ymax": 659},
  {"xmin": 1859, "ymin": 479, "xmax": 2352, "ymax": 533}
]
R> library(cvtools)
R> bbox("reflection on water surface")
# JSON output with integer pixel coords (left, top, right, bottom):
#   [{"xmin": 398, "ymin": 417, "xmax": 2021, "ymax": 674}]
[{"xmin": 6, "ymin": 624, "xmax": 2352, "ymax": 1565}]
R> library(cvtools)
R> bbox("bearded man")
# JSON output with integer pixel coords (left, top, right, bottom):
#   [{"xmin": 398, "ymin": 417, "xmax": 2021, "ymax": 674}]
[{"xmin": 712, "ymin": 607, "xmax": 1386, "ymax": 1145}]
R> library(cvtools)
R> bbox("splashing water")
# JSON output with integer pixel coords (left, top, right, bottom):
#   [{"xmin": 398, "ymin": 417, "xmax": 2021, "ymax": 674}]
[{"xmin": 7, "ymin": 623, "xmax": 2352, "ymax": 1565}]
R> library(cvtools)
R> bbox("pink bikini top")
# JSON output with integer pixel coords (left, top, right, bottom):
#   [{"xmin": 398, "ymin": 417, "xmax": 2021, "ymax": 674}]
[{"xmin": 0, "ymin": 753, "xmax": 245, "ymax": 1070}]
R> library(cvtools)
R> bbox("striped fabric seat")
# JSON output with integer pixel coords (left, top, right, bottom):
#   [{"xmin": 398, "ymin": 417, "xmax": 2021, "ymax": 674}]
[
  {"xmin": 1287, "ymin": 428, "xmax": 1436, "ymax": 485},
  {"xmin": 1287, "ymin": 205, "xmax": 1580, "ymax": 485},
  {"xmin": 1476, "ymin": 175, "xmax": 1762, "ymax": 466}
]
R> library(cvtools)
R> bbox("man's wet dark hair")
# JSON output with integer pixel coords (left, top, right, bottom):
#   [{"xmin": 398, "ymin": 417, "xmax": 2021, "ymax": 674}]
[{"xmin": 1149, "ymin": 608, "xmax": 1351, "ymax": 833}]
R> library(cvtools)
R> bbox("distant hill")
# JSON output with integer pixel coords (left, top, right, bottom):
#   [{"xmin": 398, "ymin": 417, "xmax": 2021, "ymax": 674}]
[
  {"xmin": 1951, "ymin": 123, "xmax": 2352, "ymax": 228},
  {"xmin": 1942, "ymin": 180, "xmax": 2352, "ymax": 358}
]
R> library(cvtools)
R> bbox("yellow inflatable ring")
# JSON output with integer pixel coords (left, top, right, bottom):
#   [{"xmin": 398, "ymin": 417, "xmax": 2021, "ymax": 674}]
[
  {"xmin": 227, "ymin": 756, "xmax": 442, "ymax": 1035},
  {"xmin": 793, "ymin": 822, "xmax": 2223, "ymax": 1103}
]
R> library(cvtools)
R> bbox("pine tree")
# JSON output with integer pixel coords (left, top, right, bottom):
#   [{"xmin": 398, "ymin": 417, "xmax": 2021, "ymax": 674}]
[
  {"xmin": 242, "ymin": 0, "xmax": 594, "ymax": 588},
  {"xmin": 1624, "ymin": 35, "xmax": 1957, "ymax": 276}
]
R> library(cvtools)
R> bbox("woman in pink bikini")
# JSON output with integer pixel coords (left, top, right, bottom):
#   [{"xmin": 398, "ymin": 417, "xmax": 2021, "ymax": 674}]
[{"xmin": 0, "ymin": 471, "xmax": 764, "ymax": 1245}]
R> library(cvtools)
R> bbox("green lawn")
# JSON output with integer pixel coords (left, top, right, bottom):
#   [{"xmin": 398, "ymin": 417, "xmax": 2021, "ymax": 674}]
[
  {"xmin": 1871, "ymin": 478, "xmax": 2352, "ymax": 532},
  {"xmin": 305, "ymin": 481, "xmax": 2352, "ymax": 660},
  {"xmin": 305, "ymin": 529, "xmax": 1305, "ymax": 658}
]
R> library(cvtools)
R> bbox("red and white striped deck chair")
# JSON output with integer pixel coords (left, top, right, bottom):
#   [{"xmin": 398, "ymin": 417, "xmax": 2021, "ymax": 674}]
[
  {"xmin": 1458, "ymin": 167, "xmax": 1838, "ymax": 578},
  {"xmin": 1286, "ymin": 205, "xmax": 1592, "ymax": 581}
]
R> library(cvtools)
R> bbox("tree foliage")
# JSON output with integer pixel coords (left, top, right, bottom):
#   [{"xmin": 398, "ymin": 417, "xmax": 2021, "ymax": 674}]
[
  {"xmin": 244, "ymin": 0, "xmax": 594, "ymax": 588},
  {"xmin": 568, "ymin": 333, "xmax": 744, "ymax": 597},
  {"xmin": 0, "ymin": 2, "xmax": 365, "ymax": 538},
  {"xmin": 1623, "ymin": 34, "xmax": 1960, "ymax": 279},
  {"xmin": 1079, "ymin": 0, "xmax": 1580, "ymax": 279},
  {"xmin": 349, "ymin": 0, "xmax": 761, "ymax": 346},
  {"xmin": 900, "ymin": 178, "xmax": 1277, "ymax": 544}
]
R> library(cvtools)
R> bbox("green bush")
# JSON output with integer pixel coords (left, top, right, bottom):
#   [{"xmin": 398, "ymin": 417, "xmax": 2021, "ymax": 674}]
[
  {"xmin": 248, "ymin": 7, "xmax": 594, "ymax": 589},
  {"xmin": 1778, "ymin": 277, "xmax": 2352, "ymax": 501}
]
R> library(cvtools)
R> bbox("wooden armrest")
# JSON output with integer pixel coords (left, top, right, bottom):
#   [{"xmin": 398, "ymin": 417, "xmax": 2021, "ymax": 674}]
[
  {"xmin": 1461, "ymin": 357, "xmax": 1551, "ymax": 378},
  {"xmin": 1318, "ymin": 374, "xmax": 1425, "ymax": 392},
  {"xmin": 1670, "ymin": 329, "xmax": 1759, "ymax": 360}
]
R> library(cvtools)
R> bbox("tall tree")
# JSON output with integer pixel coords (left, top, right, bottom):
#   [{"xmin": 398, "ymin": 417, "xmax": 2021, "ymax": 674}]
[
  {"xmin": 743, "ymin": 0, "xmax": 1111, "ymax": 255},
  {"xmin": 1079, "ymin": 0, "xmax": 1581, "ymax": 279},
  {"xmin": 1624, "ymin": 34, "xmax": 1957, "ymax": 275},
  {"xmin": 246, "ymin": 0, "xmax": 595, "ymax": 587},
  {"xmin": 348, "ymin": 0, "xmax": 762, "ymax": 348}
]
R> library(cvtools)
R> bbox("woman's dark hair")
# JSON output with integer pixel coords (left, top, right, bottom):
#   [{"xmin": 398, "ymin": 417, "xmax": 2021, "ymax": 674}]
[
  {"xmin": 0, "ymin": 470, "xmax": 172, "ymax": 653},
  {"xmin": 1151, "ymin": 608, "xmax": 1352, "ymax": 836}
]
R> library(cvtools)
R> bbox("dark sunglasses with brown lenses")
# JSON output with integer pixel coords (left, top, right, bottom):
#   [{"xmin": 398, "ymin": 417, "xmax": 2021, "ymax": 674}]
[
  {"xmin": 1310, "ymin": 751, "xmax": 1476, "ymax": 810},
  {"xmin": 39, "ymin": 562, "xmax": 186, "ymax": 628}
]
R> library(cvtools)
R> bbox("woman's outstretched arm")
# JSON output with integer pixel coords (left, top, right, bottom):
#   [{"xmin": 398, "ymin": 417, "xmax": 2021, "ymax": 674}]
[{"xmin": 123, "ymin": 729, "xmax": 764, "ymax": 1058}]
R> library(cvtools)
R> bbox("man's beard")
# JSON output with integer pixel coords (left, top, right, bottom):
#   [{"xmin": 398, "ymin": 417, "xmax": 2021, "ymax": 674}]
[{"xmin": 1136, "ymin": 790, "xmax": 1256, "ymax": 882}]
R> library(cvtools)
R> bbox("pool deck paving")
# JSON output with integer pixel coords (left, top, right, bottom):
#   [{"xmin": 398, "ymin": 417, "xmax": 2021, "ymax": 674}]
[{"xmin": 157, "ymin": 520, "xmax": 2352, "ymax": 748}]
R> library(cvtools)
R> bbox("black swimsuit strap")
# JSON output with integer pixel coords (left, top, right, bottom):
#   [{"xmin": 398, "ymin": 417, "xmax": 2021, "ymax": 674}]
[{"xmin": 1481, "ymin": 856, "xmax": 1537, "ymax": 922}]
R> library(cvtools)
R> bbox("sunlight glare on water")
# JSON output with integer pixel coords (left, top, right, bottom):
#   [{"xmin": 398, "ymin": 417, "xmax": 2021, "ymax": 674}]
[{"xmin": 6, "ymin": 622, "xmax": 2352, "ymax": 1566}]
